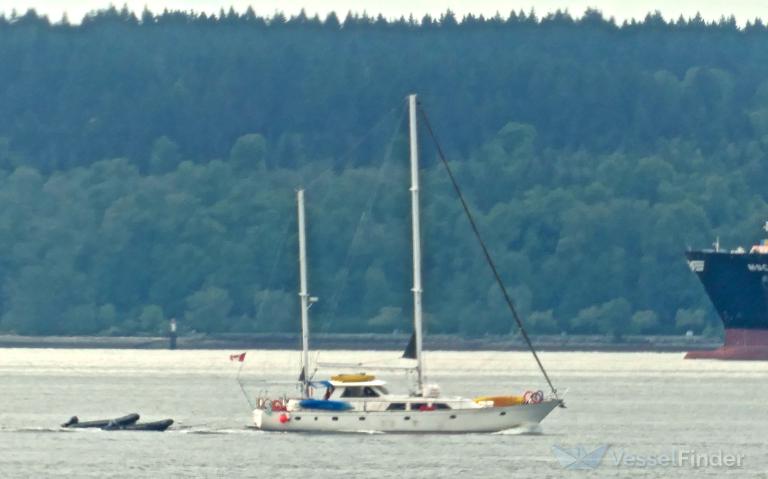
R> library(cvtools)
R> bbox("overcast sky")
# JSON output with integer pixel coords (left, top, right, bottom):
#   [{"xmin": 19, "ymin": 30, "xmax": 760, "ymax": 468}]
[{"xmin": 3, "ymin": 1, "xmax": 768, "ymax": 25}]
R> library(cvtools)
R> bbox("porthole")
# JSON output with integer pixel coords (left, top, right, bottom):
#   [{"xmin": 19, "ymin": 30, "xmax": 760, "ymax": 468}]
[
  {"xmin": 500, "ymin": 411, "xmax": 506, "ymax": 416},
  {"xmin": 332, "ymin": 417, "xmax": 338, "ymax": 421},
  {"xmin": 404, "ymin": 416, "xmax": 411, "ymax": 421},
  {"xmin": 295, "ymin": 417, "xmax": 302, "ymax": 421},
  {"xmin": 449, "ymin": 415, "xmax": 456, "ymax": 419},
  {"xmin": 359, "ymin": 417, "xmax": 366, "ymax": 421}
]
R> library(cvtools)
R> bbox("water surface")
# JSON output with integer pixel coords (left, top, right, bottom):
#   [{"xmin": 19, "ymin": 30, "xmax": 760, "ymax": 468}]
[{"xmin": 1, "ymin": 349, "xmax": 766, "ymax": 477}]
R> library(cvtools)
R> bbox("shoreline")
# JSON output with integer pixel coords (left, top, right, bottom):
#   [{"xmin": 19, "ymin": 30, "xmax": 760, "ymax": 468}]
[{"xmin": 0, "ymin": 333, "xmax": 722, "ymax": 352}]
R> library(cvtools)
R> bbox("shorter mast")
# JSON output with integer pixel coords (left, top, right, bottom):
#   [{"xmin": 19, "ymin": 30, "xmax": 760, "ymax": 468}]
[
  {"xmin": 408, "ymin": 94, "xmax": 425, "ymax": 394},
  {"xmin": 297, "ymin": 189, "xmax": 311, "ymax": 397}
]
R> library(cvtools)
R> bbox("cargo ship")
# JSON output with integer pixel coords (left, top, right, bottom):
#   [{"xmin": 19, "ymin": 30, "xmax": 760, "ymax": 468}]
[{"xmin": 685, "ymin": 228, "xmax": 768, "ymax": 360}]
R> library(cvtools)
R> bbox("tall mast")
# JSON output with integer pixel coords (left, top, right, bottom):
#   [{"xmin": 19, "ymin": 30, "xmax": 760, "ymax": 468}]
[
  {"xmin": 408, "ymin": 94, "xmax": 424, "ymax": 393},
  {"xmin": 297, "ymin": 189, "xmax": 311, "ymax": 397}
]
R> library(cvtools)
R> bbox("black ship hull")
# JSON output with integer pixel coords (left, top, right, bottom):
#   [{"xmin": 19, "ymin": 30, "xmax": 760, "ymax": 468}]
[{"xmin": 685, "ymin": 250, "xmax": 768, "ymax": 360}]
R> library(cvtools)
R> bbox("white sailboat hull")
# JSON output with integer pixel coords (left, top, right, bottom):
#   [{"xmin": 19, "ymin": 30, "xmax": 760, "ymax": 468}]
[{"xmin": 253, "ymin": 399, "xmax": 560, "ymax": 433}]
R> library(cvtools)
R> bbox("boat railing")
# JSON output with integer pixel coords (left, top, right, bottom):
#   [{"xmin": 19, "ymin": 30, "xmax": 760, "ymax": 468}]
[{"xmin": 317, "ymin": 361, "xmax": 416, "ymax": 371}]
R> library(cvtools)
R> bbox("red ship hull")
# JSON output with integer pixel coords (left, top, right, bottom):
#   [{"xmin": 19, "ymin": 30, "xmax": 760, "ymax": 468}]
[{"xmin": 685, "ymin": 328, "xmax": 768, "ymax": 360}]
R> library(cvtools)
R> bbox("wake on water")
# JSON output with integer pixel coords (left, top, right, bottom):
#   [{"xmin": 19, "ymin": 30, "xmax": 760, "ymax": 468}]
[
  {"xmin": 493, "ymin": 424, "xmax": 543, "ymax": 435},
  {"xmin": 0, "ymin": 423, "xmax": 544, "ymax": 436}
]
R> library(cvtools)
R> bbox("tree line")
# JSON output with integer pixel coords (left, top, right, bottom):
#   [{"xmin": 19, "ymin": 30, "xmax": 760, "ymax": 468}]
[{"xmin": 1, "ymin": 7, "xmax": 766, "ymax": 337}]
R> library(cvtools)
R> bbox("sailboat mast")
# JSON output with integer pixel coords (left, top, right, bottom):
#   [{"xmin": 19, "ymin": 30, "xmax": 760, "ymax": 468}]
[
  {"xmin": 408, "ymin": 94, "xmax": 425, "ymax": 393},
  {"xmin": 297, "ymin": 189, "xmax": 311, "ymax": 397}
]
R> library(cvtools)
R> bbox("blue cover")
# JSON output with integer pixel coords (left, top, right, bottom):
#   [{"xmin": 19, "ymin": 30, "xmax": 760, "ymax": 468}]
[{"xmin": 299, "ymin": 399, "xmax": 353, "ymax": 411}]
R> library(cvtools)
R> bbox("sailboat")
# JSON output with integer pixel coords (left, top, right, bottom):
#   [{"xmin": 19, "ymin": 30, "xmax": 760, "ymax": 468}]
[{"xmin": 252, "ymin": 94, "xmax": 563, "ymax": 433}]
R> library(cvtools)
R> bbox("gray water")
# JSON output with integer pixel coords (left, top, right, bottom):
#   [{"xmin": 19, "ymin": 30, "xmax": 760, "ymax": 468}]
[{"xmin": 1, "ymin": 349, "xmax": 766, "ymax": 478}]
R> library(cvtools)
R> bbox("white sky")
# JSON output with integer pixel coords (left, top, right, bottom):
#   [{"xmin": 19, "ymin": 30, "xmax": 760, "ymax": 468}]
[{"xmin": 2, "ymin": 1, "xmax": 768, "ymax": 25}]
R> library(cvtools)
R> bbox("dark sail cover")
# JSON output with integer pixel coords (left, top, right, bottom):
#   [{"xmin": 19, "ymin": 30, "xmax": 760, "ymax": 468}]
[{"xmin": 402, "ymin": 332, "xmax": 417, "ymax": 359}]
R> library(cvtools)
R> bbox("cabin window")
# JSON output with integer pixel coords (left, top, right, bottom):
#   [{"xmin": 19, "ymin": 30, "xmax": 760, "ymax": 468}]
[
  {"xmin": 363, "ymin": 387, "xmax": 379, "ymax": 397},
  {"xmin": 340, "ymin": 386, "xmax": 381, "ymax": 398},
  {"xmin": 375, "ymin": 386, "xmax": 389, "ymax": 395},
  {"xmin": 434, "ymin": 403, "xmax": 451, "ymax": 410},
  {"xmin": 341, "ymin": 387, "xmax": 364, "ymax": 398},
  {"xmin": 386, "ymin": 403, "xmax": 407, "ymax": 411}
]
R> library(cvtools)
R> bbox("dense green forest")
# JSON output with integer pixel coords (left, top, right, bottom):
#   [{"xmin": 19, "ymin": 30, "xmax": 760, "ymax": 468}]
[{"xmin": 1, "ymin": 7, "xmax": 766, "ymax": 337}]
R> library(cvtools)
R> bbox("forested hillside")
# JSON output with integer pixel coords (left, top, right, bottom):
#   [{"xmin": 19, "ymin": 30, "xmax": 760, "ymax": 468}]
[{"xmin": 1, "ymin": 7, "xmax": 766, "ymax": 336}]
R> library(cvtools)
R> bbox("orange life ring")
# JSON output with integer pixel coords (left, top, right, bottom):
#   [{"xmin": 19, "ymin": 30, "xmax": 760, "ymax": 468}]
[{"xmin": 523, "ymin": 390, "xmax": 544, "ymax": 404}]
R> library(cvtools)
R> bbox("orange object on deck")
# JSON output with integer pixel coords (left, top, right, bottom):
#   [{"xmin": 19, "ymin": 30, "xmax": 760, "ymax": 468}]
[
  {"xmin": 473, "ymin": 395, "xmax": 525, "ymax": 407},
  {"xmin": 330, "ymin": 373, "xmax": 376, "ymax": 382}
]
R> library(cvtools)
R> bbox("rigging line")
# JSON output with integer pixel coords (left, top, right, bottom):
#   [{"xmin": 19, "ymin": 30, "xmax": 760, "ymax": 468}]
[
  {"xmin": 418, "ymin": 105, "xmax": 559, "ymax": 399},
  {"xmin": 298, "ymin": 105, "xmax": 404, "ymax": 280},
  {"xmin": 328, "ymin": 105, "xmax": 401, "ymax": 170},
  {"xmin": 280, "ymin": 105, "xmax": 401, "ymax": 371},
  {"xmin": 240, "ymin": 214, "xmax": 293, "ymax": 400},
  {"xmin": 294, "ymin": 105, "xmax": 401, "ymax": 345},
  {"xmin": 343, "ymin": 355, "xmax": 413, "ymax": 366},
  {"xmin": 236, "ymin": 378, "xmax": 255, "ymax": 409},
  {"xmin": 302, "ymin": 105, "xmax": 401, "ymax": 192},
  {"xmin": 235, "ymin": 358, "xmax": 255, "ymax": 409},
  {"xmin": 248, "ymin": 118, "xmax": 393, "ymax": 391},
  {"xmin": 323, "ymin": 106, "xmax": 407, "ymax": 326},
  {"xmin": 253, "ymin": 217, "xmax": 293, "ymax": 329}
]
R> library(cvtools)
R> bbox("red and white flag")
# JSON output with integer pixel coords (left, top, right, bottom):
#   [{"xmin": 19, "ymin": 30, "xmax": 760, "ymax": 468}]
[{"xmin": 229, "ymin": 352, "xmax": 246, "ymax": 362}]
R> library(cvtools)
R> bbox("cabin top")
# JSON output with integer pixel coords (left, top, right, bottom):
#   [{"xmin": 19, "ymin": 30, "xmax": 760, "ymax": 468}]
[
  {"xmin": 323, "ymin": 381, "xmax": 390, "ymax": 399},
  {"xmin": 328, "ymin": 379, "xmax": 386, "ymax": 388}
]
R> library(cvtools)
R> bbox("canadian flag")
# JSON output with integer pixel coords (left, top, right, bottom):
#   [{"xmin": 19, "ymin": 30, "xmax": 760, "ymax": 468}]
[{"xmin": 229, "ymin": 352, "xmax": 246, "ymax": 362}]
